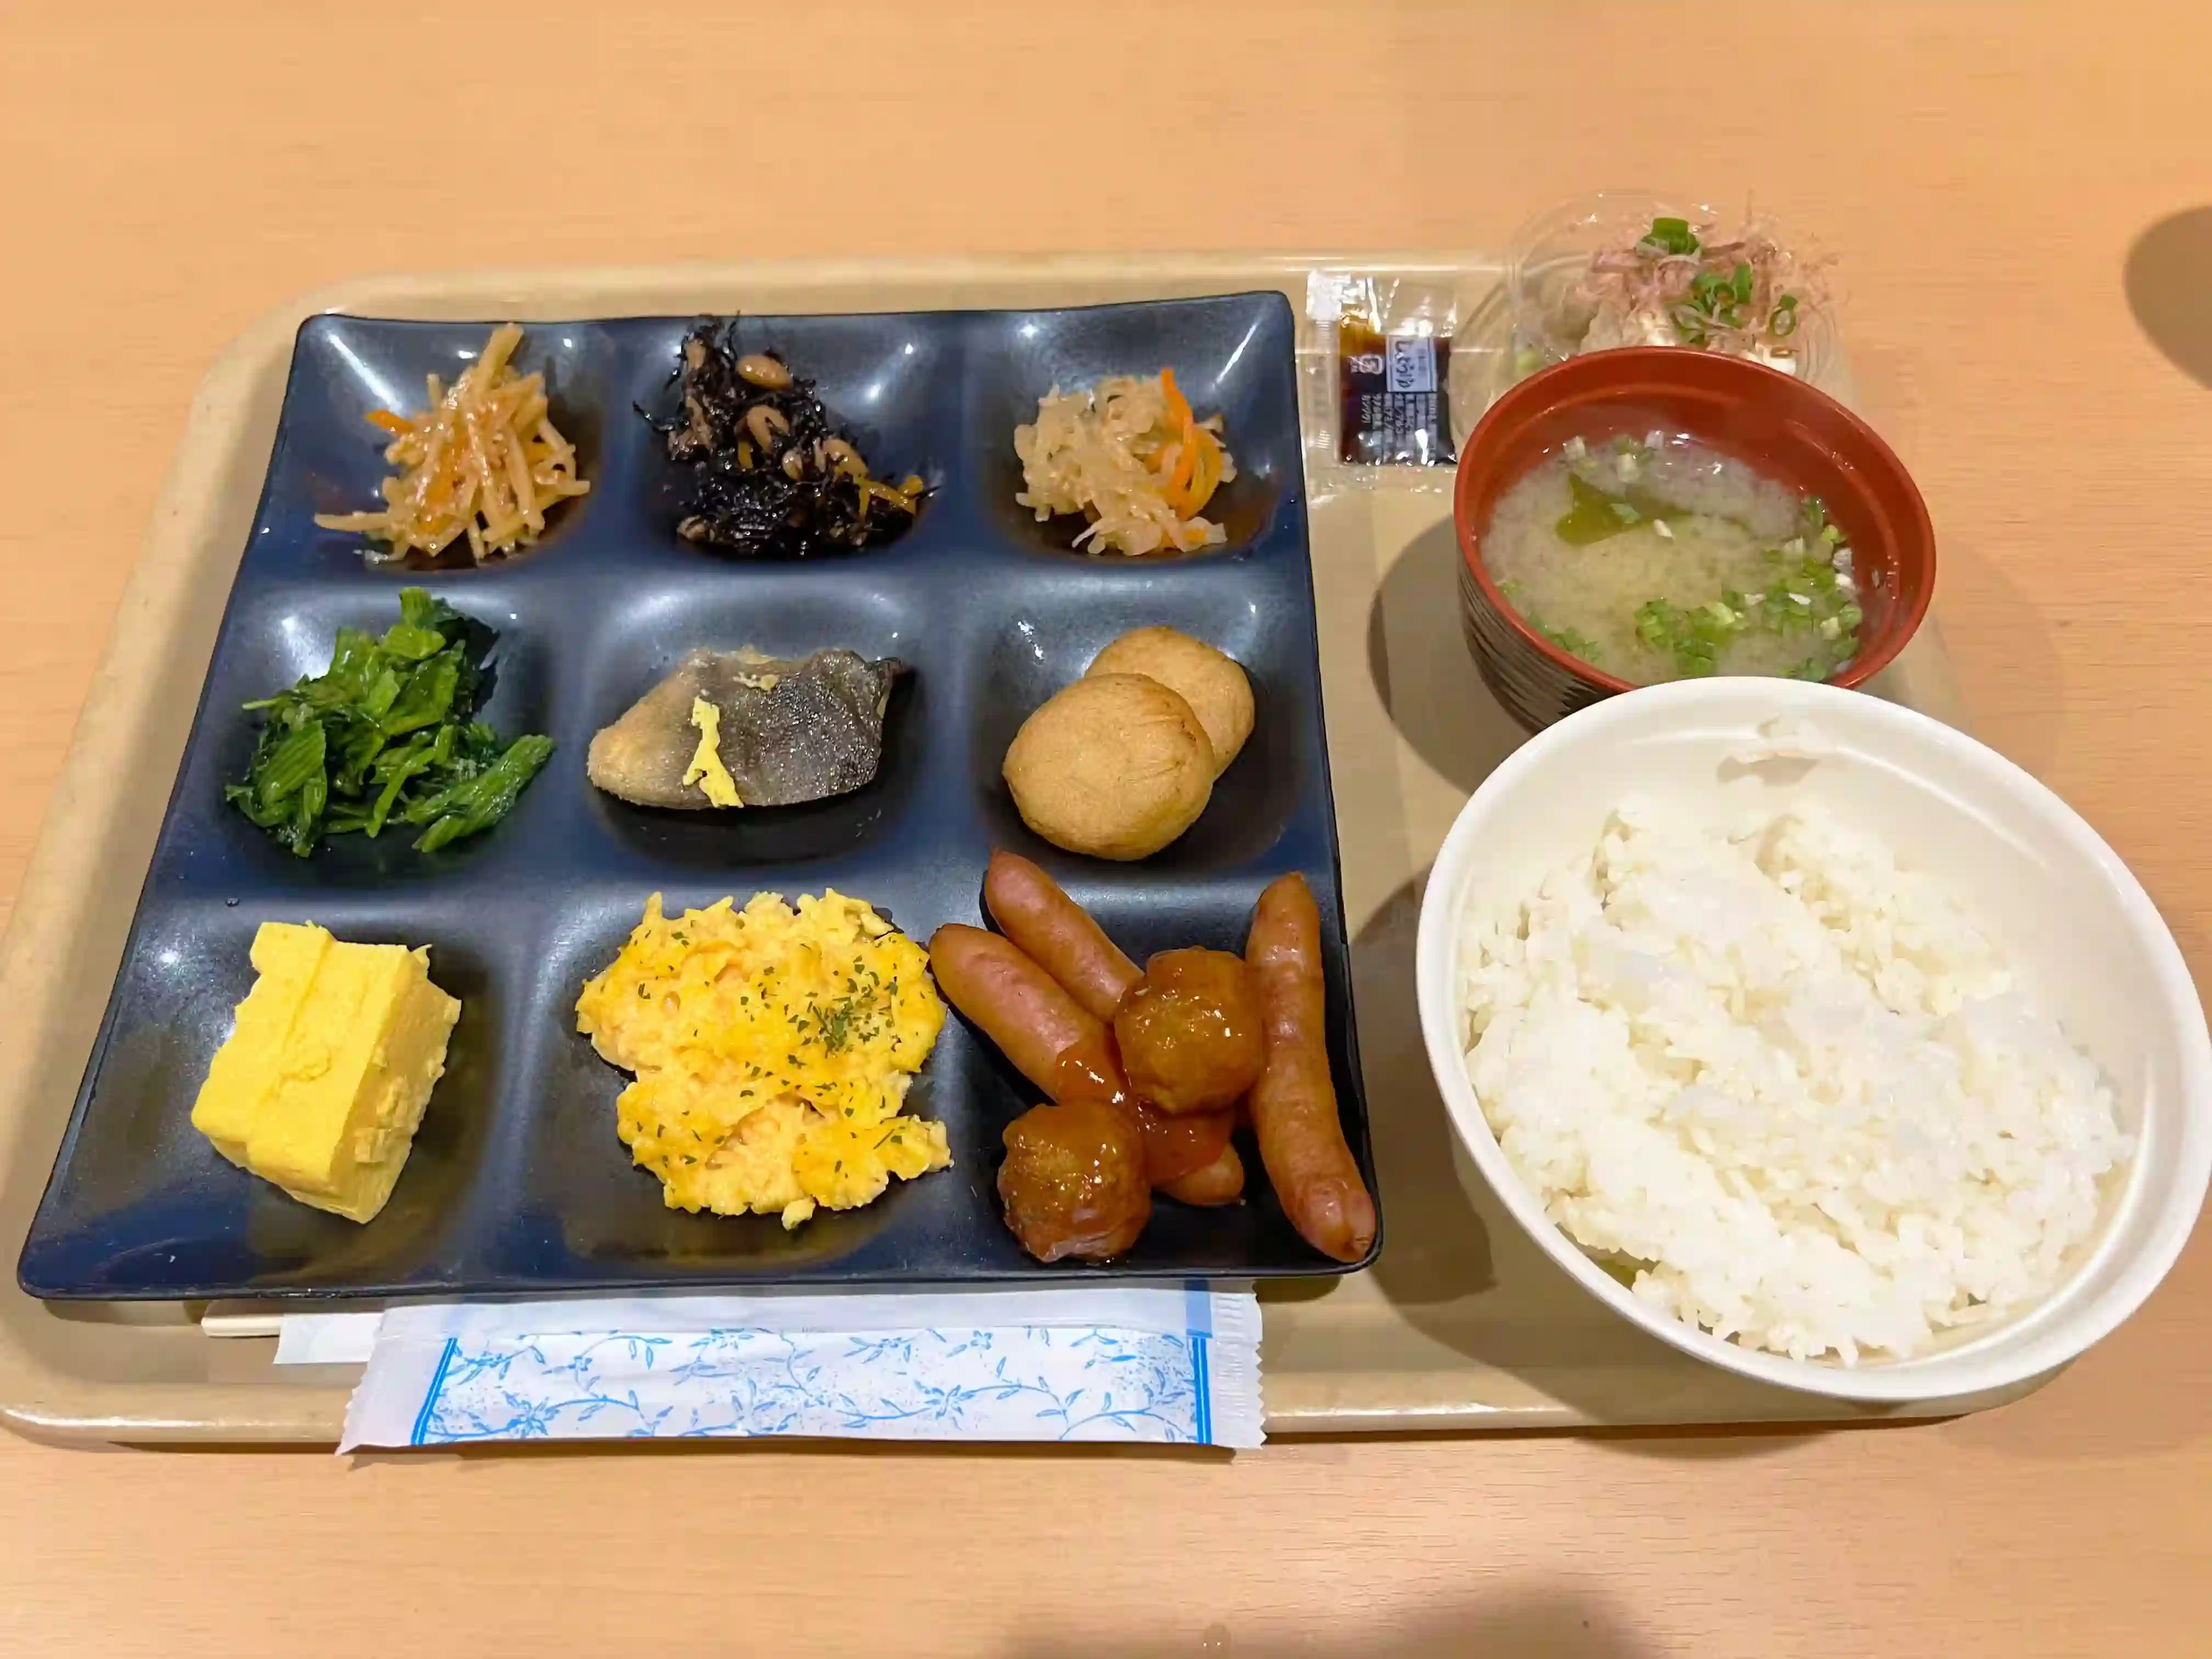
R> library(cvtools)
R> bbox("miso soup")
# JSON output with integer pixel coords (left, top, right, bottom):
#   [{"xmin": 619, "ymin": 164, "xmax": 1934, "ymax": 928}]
[{"xmin": 1482, "ymin": 435, "xmax": 1864, "ymax": 684}]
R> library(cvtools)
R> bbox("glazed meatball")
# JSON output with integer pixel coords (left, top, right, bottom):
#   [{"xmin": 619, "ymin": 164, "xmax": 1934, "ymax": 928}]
[
  {"xmin": 1113, "ymin": 947, "xmax": 1265, "ymax": 1115},
  {"xmin": 997, "ymin": 1095, "xmax": 1150, "ymax": 1263}
]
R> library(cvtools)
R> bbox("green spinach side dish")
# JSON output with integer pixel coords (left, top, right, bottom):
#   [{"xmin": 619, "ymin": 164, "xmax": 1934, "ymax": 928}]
[{"xmin": 226, "ymin": 588, "xmax": 551, "ymax": 856}]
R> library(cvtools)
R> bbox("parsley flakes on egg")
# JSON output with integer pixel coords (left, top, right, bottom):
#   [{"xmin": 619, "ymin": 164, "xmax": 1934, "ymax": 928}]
[{"xmin": 575, "ymin": 890, "xmax": 949, "ymax": 1226}]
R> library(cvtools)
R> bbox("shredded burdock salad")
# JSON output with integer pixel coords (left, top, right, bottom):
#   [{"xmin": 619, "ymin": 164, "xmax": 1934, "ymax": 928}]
[{"xmin": 315, "ymin": 323, "xmax": 590, "ymax": 564}]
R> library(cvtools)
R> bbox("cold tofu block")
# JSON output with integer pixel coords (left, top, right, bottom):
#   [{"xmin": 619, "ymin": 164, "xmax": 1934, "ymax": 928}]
[{"xmin": 189, "ymin": 922, "xmax": 461, "ymax": 1223}]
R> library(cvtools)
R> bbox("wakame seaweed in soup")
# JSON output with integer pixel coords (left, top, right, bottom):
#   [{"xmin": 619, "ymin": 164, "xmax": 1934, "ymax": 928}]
[{"xmin": 1483, "ymin": 435, "xmax": 1863, "ymax": 684}]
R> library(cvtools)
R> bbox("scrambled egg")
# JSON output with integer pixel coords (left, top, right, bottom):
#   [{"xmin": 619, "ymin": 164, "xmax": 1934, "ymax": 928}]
[
  {"xmin": 680, "ymin": 696, "xmax": 741, "ymax": 807},
  {"xmin": 575, "ymin": 890, "xmax": 949, "ymax": 1226}
]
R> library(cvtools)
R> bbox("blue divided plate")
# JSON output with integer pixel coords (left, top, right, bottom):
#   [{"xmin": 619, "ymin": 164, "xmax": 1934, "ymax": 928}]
[{"xmin": 16, "ymin": 292, "xmax": 1380, "ymax": 1298}]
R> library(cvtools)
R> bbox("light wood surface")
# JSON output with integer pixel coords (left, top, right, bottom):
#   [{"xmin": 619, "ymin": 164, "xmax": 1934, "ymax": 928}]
[{"xmin": 2, "ymin": 2, "xmax": 2209, "ymax": 1654}]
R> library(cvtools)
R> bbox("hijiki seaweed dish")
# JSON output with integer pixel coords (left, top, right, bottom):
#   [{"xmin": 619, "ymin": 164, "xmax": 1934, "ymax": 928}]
[{"xmin": 647, "ymin": 320, "xmax": 926, "ymax": 558}]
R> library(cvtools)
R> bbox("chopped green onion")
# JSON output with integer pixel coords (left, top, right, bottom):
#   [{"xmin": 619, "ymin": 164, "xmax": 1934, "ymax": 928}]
[
  {"xmin": 1526, "ymin": 611, "xmax": 1598, "ymax": 663},
  {"xmin": 1641, "ymin": 217, "xmax": 1700, "ymax": 256},
  {"xmin": 1632, "ymin": 594, "xmax": 1751, "ymax": 679}
]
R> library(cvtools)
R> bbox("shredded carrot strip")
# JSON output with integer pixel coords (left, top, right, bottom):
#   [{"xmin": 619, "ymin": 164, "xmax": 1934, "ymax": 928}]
[
  {"xmin": 1158, "ymin": 368, "xmax": 1202, "ymax": 514},
  {"xmin": 1160, "ymin": 366, "xmax": 1194, "ymax": 429},
  {"xmin": 1186, "ymin": 427, "xmax": 1222, "ymax": 512},
  {"xmin": 365, "ymin": 408, "xmax": 413, "ymax": 436},
  {"xmin": 1166, "ymin": 438, "xmax": 1198, "ymax": 508}
]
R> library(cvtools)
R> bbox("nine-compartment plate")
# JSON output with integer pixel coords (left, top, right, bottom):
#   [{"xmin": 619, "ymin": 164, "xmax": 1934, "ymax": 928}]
[{"xmin": 16, "ymin": 292, "xmax": 1379, "ymax": 1299}]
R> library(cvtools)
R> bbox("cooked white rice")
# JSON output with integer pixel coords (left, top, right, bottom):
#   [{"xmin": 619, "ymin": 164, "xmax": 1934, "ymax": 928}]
[
  {"xmin": 1013, "ymin": 374, "xmax": 1235, "ymax": 556},
  {"xmin": 1458, "ymin": 800, "xmax": 2132, "ymax": 1364}
]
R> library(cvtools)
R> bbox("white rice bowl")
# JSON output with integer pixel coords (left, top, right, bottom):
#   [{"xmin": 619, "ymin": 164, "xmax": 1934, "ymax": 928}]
[{"xmin": 1414, "ymin": 680, "xmax": 2212, "ymax": 1400}]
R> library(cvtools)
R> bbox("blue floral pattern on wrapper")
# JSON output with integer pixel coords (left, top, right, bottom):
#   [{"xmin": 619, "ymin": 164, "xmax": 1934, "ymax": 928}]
[
  {"xmin": 405, "ymin": 1325, "xmax": 1215, "ymax": 1444},
  {"xmin": 335, "ymin": 1286, "xmax": 1261, "ymax": 1450}
]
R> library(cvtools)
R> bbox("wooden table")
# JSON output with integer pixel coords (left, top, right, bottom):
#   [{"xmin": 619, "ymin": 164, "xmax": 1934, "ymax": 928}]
[{"xmin": 3, "ymin": 3, "xmax": 2209, "ymax": 1654}]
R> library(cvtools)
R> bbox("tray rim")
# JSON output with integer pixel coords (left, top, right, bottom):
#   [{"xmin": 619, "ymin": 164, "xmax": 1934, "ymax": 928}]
[{"xmin": 0, "ymin": 253, "xmax": 1999, "ymax": 1445}]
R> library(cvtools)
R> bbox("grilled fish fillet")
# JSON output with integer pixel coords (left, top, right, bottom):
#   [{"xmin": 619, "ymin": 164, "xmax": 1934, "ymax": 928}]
[{"xmin": 587, "ymin": 646, "xmax": 905, "ymax": 809}]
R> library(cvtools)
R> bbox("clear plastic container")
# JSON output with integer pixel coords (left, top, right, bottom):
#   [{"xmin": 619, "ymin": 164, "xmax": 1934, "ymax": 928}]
[{"xmin": 1487, "ymin": 190, "xmax": 1846, "ymax": 409}]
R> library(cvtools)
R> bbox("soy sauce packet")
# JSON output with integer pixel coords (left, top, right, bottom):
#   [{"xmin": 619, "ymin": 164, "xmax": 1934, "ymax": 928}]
[{"xmin": 1307, "ymin": 273, "xmax": 1461, "ymax": 469}]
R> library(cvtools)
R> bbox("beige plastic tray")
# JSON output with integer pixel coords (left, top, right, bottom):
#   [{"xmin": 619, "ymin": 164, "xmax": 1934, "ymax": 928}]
[{"xmin": 0, "ymin": 255, "xmax": 2032, "ymax": 1445}]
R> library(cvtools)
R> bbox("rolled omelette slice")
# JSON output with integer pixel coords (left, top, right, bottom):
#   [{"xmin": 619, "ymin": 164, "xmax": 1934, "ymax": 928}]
[{"xmin": 190, "ymin": 921, "xmax": 461, "ymax": 1223}]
